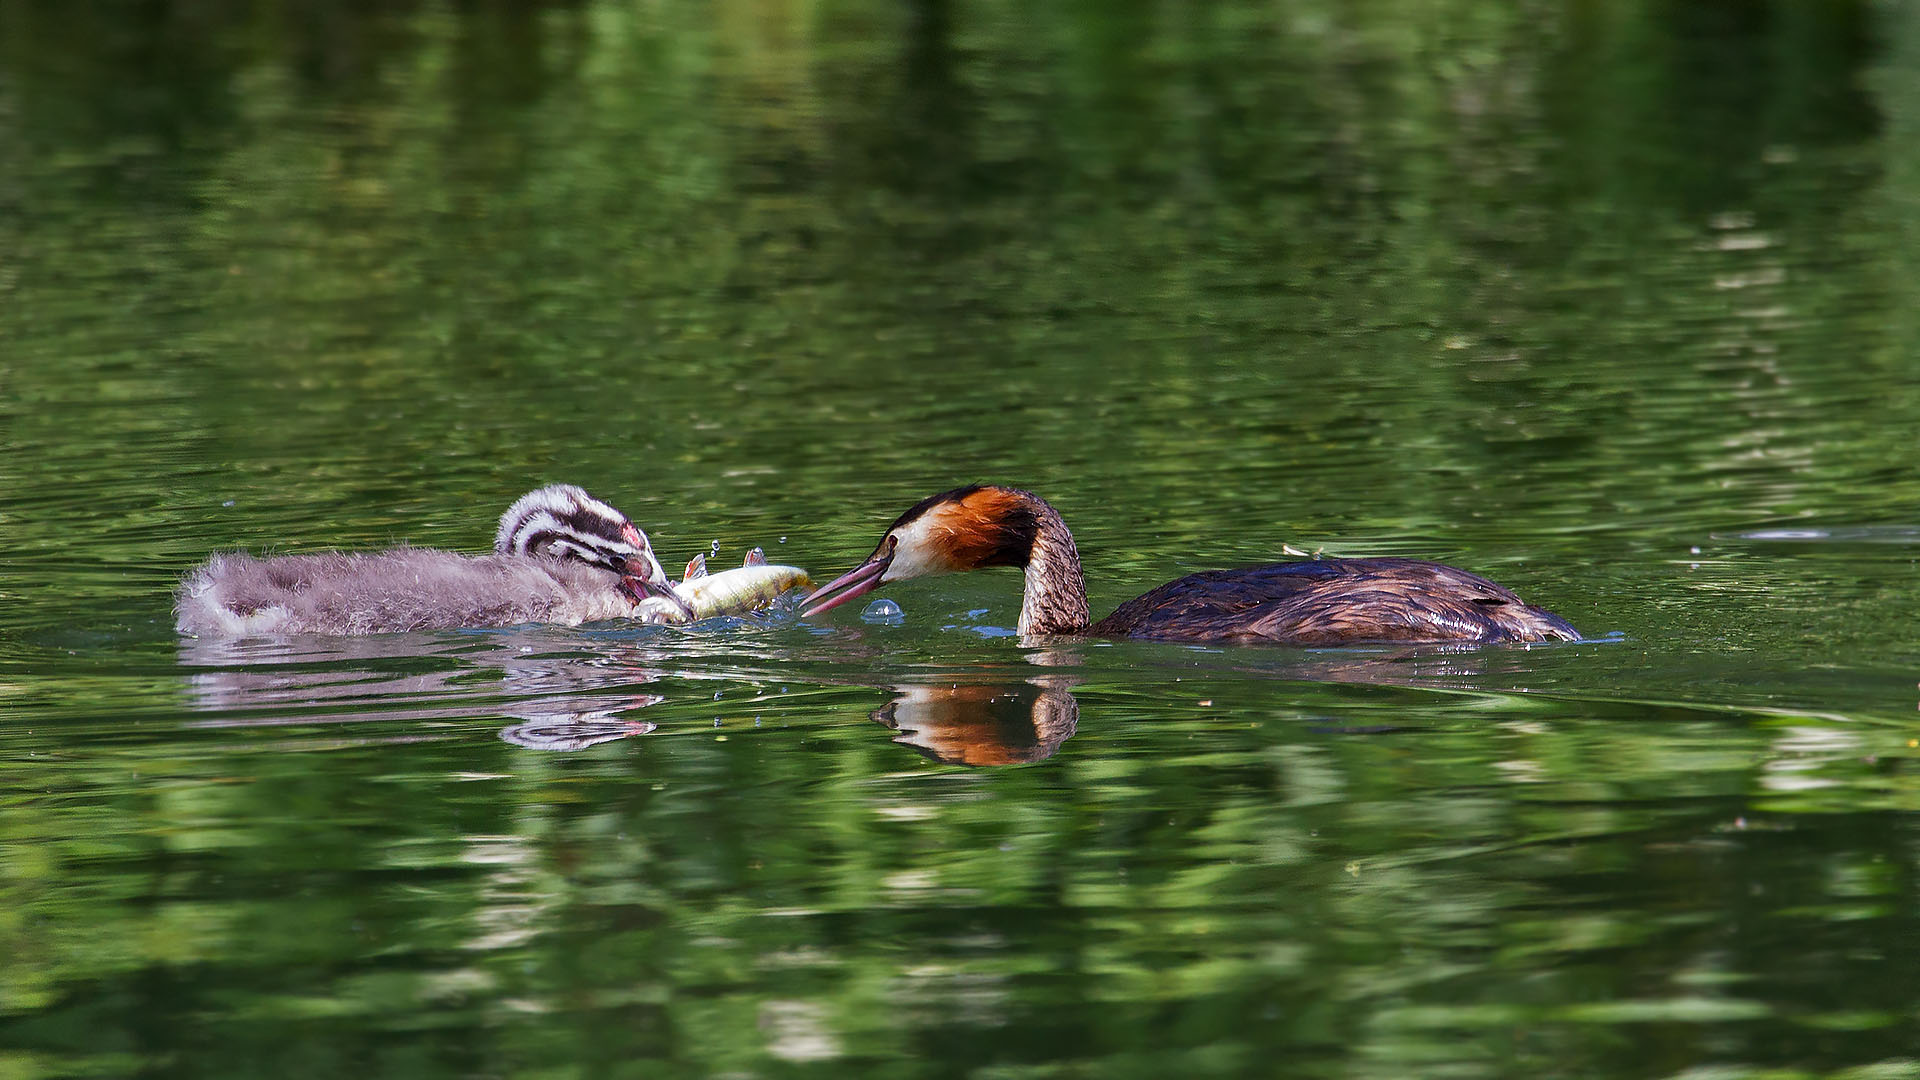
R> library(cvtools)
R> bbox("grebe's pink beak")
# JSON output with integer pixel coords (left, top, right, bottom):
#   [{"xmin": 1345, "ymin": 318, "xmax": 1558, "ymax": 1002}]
[{"xmin": 802, "ymin": 537, "xmax": 896, "ymax": 618}]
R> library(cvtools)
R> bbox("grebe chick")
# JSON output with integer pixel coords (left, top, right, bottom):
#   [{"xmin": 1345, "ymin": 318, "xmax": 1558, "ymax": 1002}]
[
  {"xmin": 802, "ymin": 485, "xmax": 1580, "ymax": 644},
  {"xmin": 176, "ymin": 485, "xmax": 689, "ymax": 636}
]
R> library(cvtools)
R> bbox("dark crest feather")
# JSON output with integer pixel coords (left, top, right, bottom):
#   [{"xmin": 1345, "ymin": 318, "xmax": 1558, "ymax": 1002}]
[
  {"xmin": 887, "ymin": 485, "xmax": 986, "ymax": 532},
  {"xmin": 980, "ymin": 497, "xmax": 1040, "ymax": 568}
]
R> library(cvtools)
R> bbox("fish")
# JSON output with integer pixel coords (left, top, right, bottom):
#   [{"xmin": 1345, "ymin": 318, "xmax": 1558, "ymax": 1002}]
[{"xmin": 635, "ymin": 558, "xmax": 812, "ymax": 624}]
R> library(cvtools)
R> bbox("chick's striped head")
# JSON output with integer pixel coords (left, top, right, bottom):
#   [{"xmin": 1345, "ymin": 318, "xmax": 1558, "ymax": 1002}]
[{"xmin": 495, "ymin": 485, "xmax": 669, "ymax": 587}]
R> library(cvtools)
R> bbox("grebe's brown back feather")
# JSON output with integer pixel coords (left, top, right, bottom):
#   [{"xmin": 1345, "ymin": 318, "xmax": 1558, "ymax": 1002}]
[{"xmin": 1089, "ymin": 558, "xmax": 1579, "ymax": 644}]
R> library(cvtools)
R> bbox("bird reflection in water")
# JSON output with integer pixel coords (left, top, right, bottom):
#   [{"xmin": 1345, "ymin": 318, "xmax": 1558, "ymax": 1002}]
[
  {"xmin": 495, "ymin": 717, "xmax": 657, "ymax": 751},
  {"xmin": 176, "ymin": 631, "xmax": 664, "ymax": 751},
  {"xmin": 176, "ymin": 625, "xmax": 1572, "ymax": 763},
  {"xmin": 859, "ymin": 634, "xmax": 1591, "ymax": 766},
  {"xmin": 875, "ymin": 666, "xmax": 1081, "ymax": 766},
  {"xmin": 176, "ymin": 629, "xmax": 1091, "ymax": 763}
]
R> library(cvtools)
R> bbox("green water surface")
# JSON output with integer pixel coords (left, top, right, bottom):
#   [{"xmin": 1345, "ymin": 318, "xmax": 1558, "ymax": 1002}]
[{"xmin": 3, "ymin": 2, "xmax": 1919, "ymax": 1077}]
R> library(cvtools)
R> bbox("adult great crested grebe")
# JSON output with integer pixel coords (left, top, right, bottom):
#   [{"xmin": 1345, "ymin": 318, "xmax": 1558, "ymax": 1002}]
[
  {"xmin": 802, "ymin": 485, "xmax": 1580, "ymax": 644},
  {"xmin": 176, "ymin": 485, "xmax": 689, "ymax": 636}
]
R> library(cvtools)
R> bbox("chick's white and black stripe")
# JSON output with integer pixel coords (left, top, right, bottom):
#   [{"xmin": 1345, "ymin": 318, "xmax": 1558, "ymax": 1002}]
[{"xmin": 495, "ymin": 484, "xmax": 667, "ymax": 584}]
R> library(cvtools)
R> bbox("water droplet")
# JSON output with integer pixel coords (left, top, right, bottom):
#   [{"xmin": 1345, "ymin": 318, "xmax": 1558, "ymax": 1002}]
[
  {"xmin": 861, "ymin": 598, "xmax": 905, "ymax": 624},
  {"xmin": 713, "ymin": 690, "xmax": 723, "ymax": 700},
  {"xmin": 1690, "ymin": 545, "xmax": 1702, "ymax": 555},
  {"xmin": 221, "ymin": 499, "xmax": 236, "ymax": 507},
  {"xmin": 710, "ymin": 539, "xmax": 721, "ymax": 555},
  {"xmin": 713, "ymin": 717, "xmax": 722, "ymax": 727},
  {"xmin": 779, "ymin": 536, "xmax": 787, "ymax": 543}
]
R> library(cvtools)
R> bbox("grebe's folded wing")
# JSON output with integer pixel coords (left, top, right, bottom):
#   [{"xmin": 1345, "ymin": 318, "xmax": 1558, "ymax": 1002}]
[{"xmin": 1091, "ymin": 558, "xmax": 1578, "ymax": 644}]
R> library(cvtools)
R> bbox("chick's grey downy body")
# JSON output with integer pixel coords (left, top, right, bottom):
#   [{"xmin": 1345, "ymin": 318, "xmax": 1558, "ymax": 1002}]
[
  {"xmin": 175, "ymin": 485, "xmax": 665, "ymax": 636},
  {"xmin": 176, "ymin": 549, "xmax": 641, "ymax": 636}
]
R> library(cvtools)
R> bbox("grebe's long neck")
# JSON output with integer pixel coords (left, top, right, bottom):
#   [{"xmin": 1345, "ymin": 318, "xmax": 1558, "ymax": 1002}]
[{"xmin": 1017, "ymin": 496, "xmax": 1091, "ymax": 636}]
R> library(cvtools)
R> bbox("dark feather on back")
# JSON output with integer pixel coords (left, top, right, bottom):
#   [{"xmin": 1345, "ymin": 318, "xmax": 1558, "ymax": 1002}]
[{"xmin": 1090, "ymin": 557, "xmax": 1580, "ymax": 644}]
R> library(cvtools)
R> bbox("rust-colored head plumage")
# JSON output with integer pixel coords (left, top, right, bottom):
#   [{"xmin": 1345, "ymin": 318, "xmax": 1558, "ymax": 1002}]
[{"xmin": 883, "ymin": 485, "xmax": 1041, "ymax": 574}]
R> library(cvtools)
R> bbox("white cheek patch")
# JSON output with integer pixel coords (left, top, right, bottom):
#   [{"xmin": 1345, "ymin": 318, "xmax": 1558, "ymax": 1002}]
[{"xmin": 882, "ymin": 515, "xmax": 956, "ymax": 581}]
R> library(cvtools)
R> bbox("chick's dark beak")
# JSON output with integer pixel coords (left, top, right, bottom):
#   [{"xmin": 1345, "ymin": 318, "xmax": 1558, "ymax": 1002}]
[
  {"xmin": 802, "ymin": 537, "xmax": 896, "ymax": 618},
  {"xmin": 623, "ymin": 572, "xmax": 697, "ymax": 621}
]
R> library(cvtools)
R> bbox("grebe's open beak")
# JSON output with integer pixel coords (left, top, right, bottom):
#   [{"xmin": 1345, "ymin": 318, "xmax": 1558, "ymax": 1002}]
[{"xmin": 802, "ymin": 537, "xmax": 896, "ymax": 618}]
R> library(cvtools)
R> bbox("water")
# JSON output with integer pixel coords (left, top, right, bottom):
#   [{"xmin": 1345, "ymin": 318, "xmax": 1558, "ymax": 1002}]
[{"xmin": 4, "ymin": 2, "xmax": 1920, "ymax": 1077}]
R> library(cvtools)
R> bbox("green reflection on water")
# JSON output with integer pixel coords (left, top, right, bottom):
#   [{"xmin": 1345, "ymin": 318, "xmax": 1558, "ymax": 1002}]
[{"xmin": 3, "ymin": 1, "xmax": 1920, "ymax": 1078}]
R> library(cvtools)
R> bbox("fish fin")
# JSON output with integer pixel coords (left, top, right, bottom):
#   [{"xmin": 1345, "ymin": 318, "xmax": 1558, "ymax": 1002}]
[
  {"xmin": 743, "ymin": 547, "xmax": 766, "ymax": 567},
  {"xmin": 684, "ymin": 554, "xmax": 708, "ymax": 580}
]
